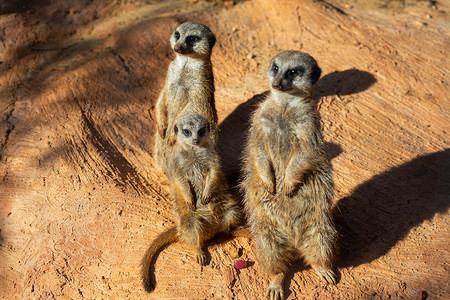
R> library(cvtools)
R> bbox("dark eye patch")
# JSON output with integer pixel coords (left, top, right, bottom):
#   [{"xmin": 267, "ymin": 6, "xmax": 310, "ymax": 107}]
[
  {"xmin": 272, "ymin": 63, "xmax": 279, "ymax": 74},
  {"xmin": 186, "ymin": 35, "xmax": 200, "ymax": 46},
  {"xmin": 286, "ymin": 66, "xmax": 304, "ymax": 78},
  {"xmin": 174, "ymin": 31, "xmax": 180, "ymax": 41}
]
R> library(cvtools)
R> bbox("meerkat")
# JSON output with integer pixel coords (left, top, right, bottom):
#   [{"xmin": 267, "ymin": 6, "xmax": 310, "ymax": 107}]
[
  {"xmin": 240, "ymin": 51, "xmax": 338, "ymax": 300},
  {"xmin": 153, "ymin": 21, "xmax": 218, "ymax": 174},
  {"xmin": 142, "ymin": 114, "xmax": 242, "ymax": 292}
]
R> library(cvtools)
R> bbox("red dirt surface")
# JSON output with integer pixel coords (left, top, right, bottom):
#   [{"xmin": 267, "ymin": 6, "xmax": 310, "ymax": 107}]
[{"xmin": 1, "ymin": 0, "xmax": 449, "ymax": 299}]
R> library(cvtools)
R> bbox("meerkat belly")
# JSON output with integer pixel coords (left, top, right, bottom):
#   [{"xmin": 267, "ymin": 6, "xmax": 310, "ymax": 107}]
[
  {"xmin": 169, "ymin": 82, "xmax": 188, "ymax": 100},
  {"xmin": 258, "ymin": 112, "xmax": 305, "ymax": 225},
  {"xmin": 262, "ymin": 113, "xmax": 298, "ymax": 169},
  {"xmin": 180, "ymin": 151, "xmax": 208, "ymax": 196}
]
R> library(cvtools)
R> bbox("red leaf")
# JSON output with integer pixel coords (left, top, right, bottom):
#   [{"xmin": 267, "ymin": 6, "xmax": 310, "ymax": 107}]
[{"xmin": 233, "ymin": 260, "xmax": 247, "ymax": 270}]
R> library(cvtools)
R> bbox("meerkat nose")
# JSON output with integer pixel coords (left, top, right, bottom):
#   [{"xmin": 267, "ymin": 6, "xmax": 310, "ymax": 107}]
[
  {"xmin": 174, "ymin": 45, "xmax": 182, "ymax": 53},
  {"xmin": 272, "ymin": 82, "xmax": 282, "ymax": 90},
  {"xmin": 192, "ymin": 139, "xmax": 199, "ymax": 145}
]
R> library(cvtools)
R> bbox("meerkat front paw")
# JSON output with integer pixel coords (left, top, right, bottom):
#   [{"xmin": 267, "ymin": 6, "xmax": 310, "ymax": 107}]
[
  {"xmin": 284, "ymin": 182, "xmax": 297, "ymax": 197},
  {"xmin": 261, "ymin": 177, "xmax": 275, "ymax": 195},
  {"xmin": 200, "ymin": 192, "xmax": 211, "ymax": 205},
  {"xmin": 284, "ymin": 176, "xmax": 302, "ymax": 197},
  {"xmin": 200, "ymin": 184, "xmax": 212, "ymax": 205},
  {"xmin": 265, "ymin": 183, "xmax": 276, "ymax": 195},
  {"xmin": 187, "ymin": 200, "xmax": 196, "ymax": 211}
]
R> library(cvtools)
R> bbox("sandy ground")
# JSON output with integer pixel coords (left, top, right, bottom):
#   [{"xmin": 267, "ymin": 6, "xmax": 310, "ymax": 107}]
[{"xmin": 0, "ymin": 0, "xmax": 449, "ymax": 299}]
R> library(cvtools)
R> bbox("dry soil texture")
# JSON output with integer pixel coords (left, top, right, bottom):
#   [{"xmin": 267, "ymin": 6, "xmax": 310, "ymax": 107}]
[{"xmin": 0, "ymin": 0, "xmax": 449, "ymax": 299}]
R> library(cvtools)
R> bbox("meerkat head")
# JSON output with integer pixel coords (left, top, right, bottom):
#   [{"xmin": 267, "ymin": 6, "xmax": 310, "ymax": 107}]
[
  {"xmin": 170, "ymin": 22, "xmax": 216, "ymax": 59},
  {"xmin": 267, "ymin": 50, "xmax": 321, "ymax": 97},
  {"xmin": 174, "ymin": 114, "xmax": 210, "ymax": 147}
]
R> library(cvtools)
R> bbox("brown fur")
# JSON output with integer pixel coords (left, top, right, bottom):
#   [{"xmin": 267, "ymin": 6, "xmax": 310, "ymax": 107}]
[
  {"xmin": 240, "ymin": 51, "xmax": 338, "ymax": 300},
  {"xmin": 142, "ymin": 114, "xmax": 241, "ymax": 292}
]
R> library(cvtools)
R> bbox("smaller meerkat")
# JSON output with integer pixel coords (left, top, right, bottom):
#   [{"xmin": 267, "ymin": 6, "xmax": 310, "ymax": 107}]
[
  {"xmin": 142, "ymin": 114, "xmax": 241, "ymax": 292},
  {"xmin": 153, "ymin": 21, "xmax": 218, "ymax": 174},
  {"xmin": 241, "ymin": 51, "xmax": 338, "ymax": 300}
]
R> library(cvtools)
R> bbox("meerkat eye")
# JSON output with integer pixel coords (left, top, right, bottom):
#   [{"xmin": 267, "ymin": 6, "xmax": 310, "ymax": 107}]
[
  {"xmin": 287, "ymin": 67, "xmax": 304, "ymax": 78},
  {"xmin": 186, "ymin": 35, "xmax": 200, "ymax": 46},
  {"xmin": 272, "ymin": 63, "xmax": 279, "ymax": 73},
  {"xmin": 183, "ymin": 129, "xmax": 191, "ymax": 137},
  {"xmin": 174, "ymin": 31, "xmax": 180, "ymax": 40},
  {"xmin": 198, "ymin": 128, "xmax": 206, "ymax": 137}
]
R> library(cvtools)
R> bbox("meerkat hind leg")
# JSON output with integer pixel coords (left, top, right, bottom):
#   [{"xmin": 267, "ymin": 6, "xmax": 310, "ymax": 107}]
[
  {"xmin": 192, "ymin": 222, "xmax": 208, "ymax": 266},
  {"xmin": 178, "ymin": 216, "xmax": 208, "ymax": 266},
  {"xmin": 299, "ymin": 227, "xmax": 337, "ymax": 284},
  {"xmin": 256, "ymin": 229, "xmax": 294, "ymax": 300},
  {"xmin": 185, "ymin": 235, "xmax": 207, "ymax": 267}
]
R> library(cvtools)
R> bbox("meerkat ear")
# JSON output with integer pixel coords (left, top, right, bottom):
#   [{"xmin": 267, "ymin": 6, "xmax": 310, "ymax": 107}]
[
  {"xmin": 174, "ymin": 125, "xmax": 178, "ymax": 134},
  {"xmin": 208, "ymin": 35, "xmax": 216, "ymax": 49},
  {"xmin": 310, "ymin": 64, "xmax": 322, "ymax": 85}
]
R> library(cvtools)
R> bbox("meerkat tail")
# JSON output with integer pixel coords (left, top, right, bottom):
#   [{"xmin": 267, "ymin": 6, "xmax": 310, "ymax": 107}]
[{"xmin": 141, "ymin": 226, "xmax": 178, "ymax": 292}]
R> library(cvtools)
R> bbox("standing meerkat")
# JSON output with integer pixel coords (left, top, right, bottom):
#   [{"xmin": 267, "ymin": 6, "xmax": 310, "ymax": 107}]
[
  {"xmin": 153, "ymin": 21, "xmax": 218, "ymax": 174},
  {"xmin": 241, "ymin": 51, "xmax": 338, "ymax": 300},
  {"xmin": 142, "ymin": 114, "xmax": 241, "ymax": 292}
]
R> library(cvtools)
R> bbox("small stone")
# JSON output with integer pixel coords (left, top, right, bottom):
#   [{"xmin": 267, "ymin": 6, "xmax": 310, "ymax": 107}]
[{"xmin": 229, "ymin": 246, "xmax": 239, "ymax": 258}]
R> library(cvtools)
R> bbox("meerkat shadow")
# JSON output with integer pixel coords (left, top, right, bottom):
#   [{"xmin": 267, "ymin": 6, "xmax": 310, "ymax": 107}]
[
  {"xmin": 283, "ymin": 259, "xmax": 307, "ymax": 299},
  {"xmin": 218, "ymin": 91, "xmax": 270, "ymax": 187},
  {"xmin": 325, "ymin": 142, "xmax": 342, "ymax": 160},
  {"xmin": 333, "ymin": 149, "xmax": 450, "ymax": 268},
  {"xmin": 314, "ymin": 69, "xmax": 377, "ymax": 99}
]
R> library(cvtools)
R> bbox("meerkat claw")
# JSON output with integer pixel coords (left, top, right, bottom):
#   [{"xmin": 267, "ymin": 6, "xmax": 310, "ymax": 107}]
[{"xmin": 315, "ymin": 267, "xmax": 337, "ymax": 285}]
